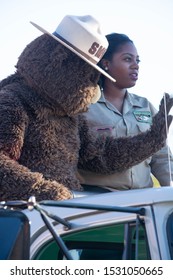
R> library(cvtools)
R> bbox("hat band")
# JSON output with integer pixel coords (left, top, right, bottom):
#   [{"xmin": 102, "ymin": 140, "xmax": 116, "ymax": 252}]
[{"xmin": 53, "ymin": 32, "xmax": 100, "ymax": 65}]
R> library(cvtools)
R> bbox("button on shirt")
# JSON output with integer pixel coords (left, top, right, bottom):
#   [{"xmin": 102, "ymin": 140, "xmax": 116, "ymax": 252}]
[{"xmin": 78, "ymin": 91, "xmax": 173, "ymax": 190}]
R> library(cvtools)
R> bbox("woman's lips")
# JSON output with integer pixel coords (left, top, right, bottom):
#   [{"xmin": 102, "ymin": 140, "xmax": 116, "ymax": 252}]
[{"xmin": 129, "ymin": 73, "xmax": 138, "ymax": 81}]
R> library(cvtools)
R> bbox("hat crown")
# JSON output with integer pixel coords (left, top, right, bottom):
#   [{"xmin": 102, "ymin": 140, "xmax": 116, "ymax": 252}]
[
  {"xmin": 30, "ymin": 15, "xmax": 116, "ymax": 82},
  {"xmin": 54, "ymin": 15, "xmax": 108, "ymax": 64}
]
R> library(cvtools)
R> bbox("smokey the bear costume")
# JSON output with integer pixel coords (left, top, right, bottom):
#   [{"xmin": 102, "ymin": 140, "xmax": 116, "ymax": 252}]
[{"xmin": 0, "ymin": 15, "xmax": 172, "ymax": 201}]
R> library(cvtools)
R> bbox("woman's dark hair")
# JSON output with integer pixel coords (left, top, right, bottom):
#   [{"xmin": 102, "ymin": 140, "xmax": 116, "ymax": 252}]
[
  {"xmin": 98, "ymin": 33, "xmax": 133, "ymax": 86},
  {"xmin": 103, "ymin": 33, "xmax": 133, "ymax": 60}
]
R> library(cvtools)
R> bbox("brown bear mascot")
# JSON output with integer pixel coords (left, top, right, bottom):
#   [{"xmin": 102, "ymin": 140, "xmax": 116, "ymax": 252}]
[{"xmin": 0, "ymin": 15, "xmax": 172, "ymax": 201}]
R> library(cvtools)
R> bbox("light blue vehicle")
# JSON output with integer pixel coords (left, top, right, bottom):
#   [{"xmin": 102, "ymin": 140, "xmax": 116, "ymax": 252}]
[{"xmin": 1, "ymin": 186, "xmax": 173, "ymax": 260}]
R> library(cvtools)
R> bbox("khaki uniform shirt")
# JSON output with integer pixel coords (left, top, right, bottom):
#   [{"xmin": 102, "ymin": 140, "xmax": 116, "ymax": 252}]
[{"xmin": 78, "ymin": 91, "xmax": 173, "ymax": 190}]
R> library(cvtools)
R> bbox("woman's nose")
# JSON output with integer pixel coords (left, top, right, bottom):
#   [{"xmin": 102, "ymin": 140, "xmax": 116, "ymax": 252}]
[{"xmin": 131, "ymin": 61, "xmax": 139, "ymax": 69}]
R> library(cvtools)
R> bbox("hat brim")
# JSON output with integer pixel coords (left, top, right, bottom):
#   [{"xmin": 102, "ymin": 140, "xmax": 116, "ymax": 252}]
[{"xmin": 30, "ymin": 21, "xmax": 116, "ymax": 82}]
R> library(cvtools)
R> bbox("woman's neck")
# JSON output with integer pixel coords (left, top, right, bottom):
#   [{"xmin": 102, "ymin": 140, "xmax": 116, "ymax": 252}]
[{"xmin": 102, "ymin": 83, "xmax": 127, "ymax": 113}]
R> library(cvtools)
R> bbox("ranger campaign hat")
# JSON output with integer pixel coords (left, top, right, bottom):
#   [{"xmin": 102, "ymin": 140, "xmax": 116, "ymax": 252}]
[{"xmin": 30, "ymin": 15, "xmax": 115, "ymax": 82}]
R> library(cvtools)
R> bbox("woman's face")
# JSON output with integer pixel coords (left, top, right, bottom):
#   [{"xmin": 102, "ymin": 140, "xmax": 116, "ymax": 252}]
[{"xmin": 106, "ymin": 42, "xmax": 140, "ymax": 89}]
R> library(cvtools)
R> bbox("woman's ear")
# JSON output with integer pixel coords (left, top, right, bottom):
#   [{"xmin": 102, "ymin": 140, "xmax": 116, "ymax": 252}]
[{"xmin": 101, "ymin": 59, "xmax": 109, "ymax": 71}]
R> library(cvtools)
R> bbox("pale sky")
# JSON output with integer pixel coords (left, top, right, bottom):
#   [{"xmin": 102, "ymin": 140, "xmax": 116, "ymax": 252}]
[{"xmin": 1, "ymin": 0, "xmax": 173, "ymax": 149}]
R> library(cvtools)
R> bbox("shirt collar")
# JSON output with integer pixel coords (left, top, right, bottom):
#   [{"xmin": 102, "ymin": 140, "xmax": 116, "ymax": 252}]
[
  {"xmin": 126, "ymin": 92, "xmax": 144, "ymax": 108},
  {"xmin": 98, "ymin": 90, "xmax": 144, "ymax": 115},
  {"xmin": 98, "ymin": 90, "xmax": 106, "ymax": 103},
  {"xmin": 99, "ymin": 90, "xmax": 143, "ymax": 108}
]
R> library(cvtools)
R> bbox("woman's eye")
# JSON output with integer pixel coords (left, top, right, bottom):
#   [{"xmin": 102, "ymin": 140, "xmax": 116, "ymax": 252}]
[
  {"xmin": 124, "ymin": 57, "xmax": 141, "ymax": 64},
  {"xmin": 124, "ymin": 57, "xmax": 131, "ymax": 62}
]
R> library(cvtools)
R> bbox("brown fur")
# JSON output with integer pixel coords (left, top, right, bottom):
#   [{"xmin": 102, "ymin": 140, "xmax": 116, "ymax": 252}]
[{"xmin": 0, "ymin": 34, "xmax": 172, "ymax": 201}]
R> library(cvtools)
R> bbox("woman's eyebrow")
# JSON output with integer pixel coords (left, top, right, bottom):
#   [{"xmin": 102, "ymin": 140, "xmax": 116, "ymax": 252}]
[{"xmin": 121, "ymin": 53, "xmax": 140, "ymax": 59}]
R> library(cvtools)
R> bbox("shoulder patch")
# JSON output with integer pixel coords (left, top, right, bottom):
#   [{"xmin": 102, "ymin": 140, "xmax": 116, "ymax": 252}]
[{"xmin": 133, "ymin": 110, "xmax": 152, "ymax": 124}]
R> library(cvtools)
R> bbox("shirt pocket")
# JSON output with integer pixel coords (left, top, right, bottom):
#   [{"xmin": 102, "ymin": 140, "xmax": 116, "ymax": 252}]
[
  {"xmin": 136, "ymin": 122, "xmax": 151, "ymax": 133},
  {"xmin": 92, "ymin": 125, "xmax": 115, "ymax": 137}
]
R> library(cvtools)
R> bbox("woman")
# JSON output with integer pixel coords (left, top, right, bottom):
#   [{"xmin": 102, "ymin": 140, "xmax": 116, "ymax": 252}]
[{"xmin": 78, "ymin": 33, "xmax": 173, "ymax": 191}]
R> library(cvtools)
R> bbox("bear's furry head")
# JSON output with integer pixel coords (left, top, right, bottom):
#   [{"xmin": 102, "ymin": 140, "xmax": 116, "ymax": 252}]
[{"xmin": 16, "ymin": 34, "xmax": 100, "ymax": 116}]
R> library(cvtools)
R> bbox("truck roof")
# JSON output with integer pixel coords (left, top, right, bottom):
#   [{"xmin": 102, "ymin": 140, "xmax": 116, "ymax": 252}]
[
  {"xmin": 23, "ymin": 186, "xmax": 173, "ymax": 236},
  {"xmin": 24, "ymin": 186, "xmax": 173, "ymax": 219},
  {"xmin": 71, "ymin": 186, "xmax": 173, "ymax": 207}
]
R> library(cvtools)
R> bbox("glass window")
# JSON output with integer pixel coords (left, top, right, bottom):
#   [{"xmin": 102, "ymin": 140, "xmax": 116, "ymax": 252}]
[
  {"xmin": 0, "ymin": 209, "xmax": 30, "ymax": 260},
  {"xmin": 166, "ymin": 212, "xmax": 173, "ymax": 259},
  {"xmin": 35, "ymin": 219, "xmax": 151, "ymax": 260}
]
